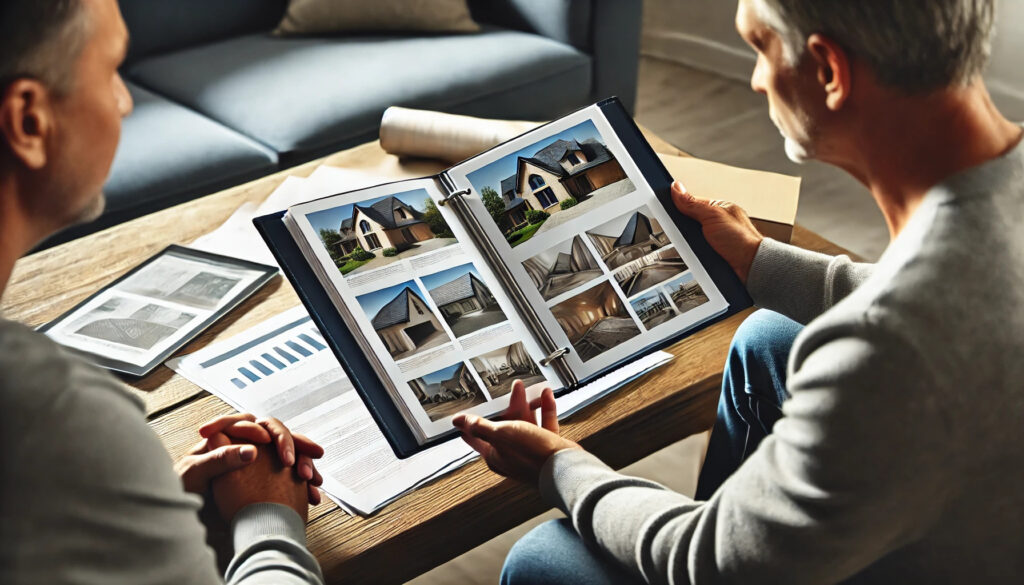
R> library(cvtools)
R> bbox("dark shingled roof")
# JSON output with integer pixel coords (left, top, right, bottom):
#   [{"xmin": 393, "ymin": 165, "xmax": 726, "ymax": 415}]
[
  {"xmin": 500, "ymin": 175, "xmax": 518, "ymax": 197},
  {"xmin": 341, "ymin": 218, "xmax": 354, "ymax": 230},
  {"xmin": 371, "ymin": 287, "xmax": 417, "ymax": 330},
  {"xmin": 615, "ymin": 212, "xmax": 654, "ymax": 248},
  {"xmin": 429, "ymin": 273, "xmax": 481, "ymax": 306},
  {"xmin": 504, "ymin": 197, "xmax": 527, "ymax": 212},
  {"xmin": 354, "ymin": 196, "xmax": 424, "ymax": 230},
  {"xmin": 515, "ymin": 138, "xmax": 615, "ymax": 193}
]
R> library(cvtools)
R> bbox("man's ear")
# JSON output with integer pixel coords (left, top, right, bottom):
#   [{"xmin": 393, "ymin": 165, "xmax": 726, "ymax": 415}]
[
  {"xmin": 0, "ymin": 80, "xmax": 54, "ymax": 170},
  {"xmin": 806, "ymin": 33, "xmax": 851, "ymax": 111}
]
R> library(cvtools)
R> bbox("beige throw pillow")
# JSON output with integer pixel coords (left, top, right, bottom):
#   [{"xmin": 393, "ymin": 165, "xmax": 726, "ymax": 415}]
[{"xmin": 275, "ymin": 0, "xmax": 480, "ymax": 36}]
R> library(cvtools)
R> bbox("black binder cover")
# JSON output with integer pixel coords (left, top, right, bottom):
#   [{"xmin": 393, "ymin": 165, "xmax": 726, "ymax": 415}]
[{"xmin": 255, "ymin": 98, "xmax": 752, "ymax": 458}]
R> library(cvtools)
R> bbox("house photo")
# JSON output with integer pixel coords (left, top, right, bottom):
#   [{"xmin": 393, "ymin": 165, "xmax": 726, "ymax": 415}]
[
  {"xmin": 466, "ymin": 120, "xmax": 635, "ymax": 247},
  {"xmin": 612, "ymin": 247, "xmax": 687, "ymax": 297},
  {"xmin": 421, "ymin": 264, "xmax": 507, "ymax": 338},
  {"xmin": 408, "ymin": 362, "xmax": 487, "ymax": 422},
  {"xmin": 306, "ymin": 188, "xmax": 457, "ymax": 276},
  {"xmin": 356, "ymin": 280, "xmax": 451, "ymax": 361},
  {"xmin": 587, "ymin": 208, "xmax": 671, "ymax": 270},
  {"xmin": 469, "ymin": 342, "xmax": 546, "ymax": 399},
  {"xmin": 630, "ymin": 290, "xmax": 676, "ymax": 330},
  {"xmin": 521, "ymin": 236, "xmax": 604, "ymax": 301},
  {"xmin": 665, "ymin": 273, "xmax": 711, "ymax": 314},
  {"xmin": 550, "ymin": 281, "xmax": 641, "ymax": 362}
]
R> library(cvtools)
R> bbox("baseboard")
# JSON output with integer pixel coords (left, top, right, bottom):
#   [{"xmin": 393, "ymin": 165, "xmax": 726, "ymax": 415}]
[{"xmin": 642, "ymin": 30, "xmax": 755, "ymax": 83}]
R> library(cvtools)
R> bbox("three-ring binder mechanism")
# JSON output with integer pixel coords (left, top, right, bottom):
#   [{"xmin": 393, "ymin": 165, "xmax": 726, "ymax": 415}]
[
  {"xmin": 540, "ymin": 347, "xmax": 571, "ymax": 367},
  {"xmin": 438, "ymin": 189, "xmax": 471, "ymax": 206}
]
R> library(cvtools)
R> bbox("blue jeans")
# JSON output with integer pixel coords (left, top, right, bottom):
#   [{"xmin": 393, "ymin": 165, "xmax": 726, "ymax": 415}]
[{"xmin": 501, "ymin": 310, "xmax": 802, "ymax": 584}]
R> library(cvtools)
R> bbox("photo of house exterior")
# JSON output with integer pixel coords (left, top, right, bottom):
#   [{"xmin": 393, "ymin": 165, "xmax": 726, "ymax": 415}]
[
  {"xmin": 521, "ymin": 235, "xmax": 603, "ymax": 301},
  {"xmin": 334, "ymin": 195, "xmax": 435, "ymax": 254},
  {"xmin": 469, "ymin": 342, "xmax": 546, "ymax": 399},
  {"xmin": 408, "ymin": 362, "xmax": 486, "ymax": 422},
  {"xmin": 630, "ymin": 290, "xmax": 676, "ymax": 330},
  {"xmin": 665, "ymin": 274, "xmax": 711, "ymax": 314},
  {"xmin": 613, "ymin": 247, "xmax": 688, "ymax": 297},
  {"xmin": 359, "ymin": 282, "xmax": 451, "ymax": 360},
  {"xmin": 587, "ymin": 209, "xmax": 671, "ymax": 270},
  {"xmin": 550, "ymin": 281, "xmax": 641, "ymax": 362},
  {"xmin": 421, "ymin": 264, "xmax": 507, "ymax": 337}
]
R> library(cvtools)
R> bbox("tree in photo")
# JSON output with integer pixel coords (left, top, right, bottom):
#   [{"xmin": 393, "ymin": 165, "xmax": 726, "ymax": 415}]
[
  {"xmin": 319, "ymin": 228, "xmax": 347, "ymax": 266},
  {"xmin": 422, "ymin": 198, "xmax": 455, "ymax": 239},
  {"xmin": 481, "ymin": 186, "xmax": 510, "ymax": 233}
]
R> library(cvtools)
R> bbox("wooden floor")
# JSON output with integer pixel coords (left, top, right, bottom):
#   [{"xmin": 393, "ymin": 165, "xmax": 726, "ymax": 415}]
[{"xmin": 410, "ymin": 56, "xmax": 889, "ymax": 585}]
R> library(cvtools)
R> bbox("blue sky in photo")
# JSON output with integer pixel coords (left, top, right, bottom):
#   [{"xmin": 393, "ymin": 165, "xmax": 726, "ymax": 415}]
[
  {"xmin": 418, "ymin": 362, "xmax": 464, "ymax": 385},
  {"xmin": 355, "ymin": 279, "xmax": 426, "ymax": 322},
  {"xmin": 419, "ymin": 263, "xmax": 479, "ymax": 293},
  {"xmin": 465, "ymin": 120, "xmax": 605, "ymax": 198},
  {"xmin": 665, "ymin": 273, "xmax": 696, "ymax": 289},
  {"xmin": 305, "ymin": 188, "xmax": 432, "ymax": 235},
  {"xmin": 630, "ymin": 289, "xmax": 666, "ymax": 308}
]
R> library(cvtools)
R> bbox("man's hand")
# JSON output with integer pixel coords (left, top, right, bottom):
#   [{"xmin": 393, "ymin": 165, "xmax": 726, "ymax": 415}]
[
  {"xmin": 453, "ymin": 380, "xmax": 580, "ymax": 484},
  {"xmin": 672, "ymin": 181, "xmax": 764, "ymax": 284},
  {"xmin": 212, "ymin": 442, "xmax": 312, "ymax": 524}
]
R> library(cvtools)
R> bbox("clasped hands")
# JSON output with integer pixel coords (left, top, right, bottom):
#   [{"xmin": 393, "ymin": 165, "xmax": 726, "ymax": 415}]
[{"xmin": 175, "ymin": 414, "xmax": 324, "ymax": 523}]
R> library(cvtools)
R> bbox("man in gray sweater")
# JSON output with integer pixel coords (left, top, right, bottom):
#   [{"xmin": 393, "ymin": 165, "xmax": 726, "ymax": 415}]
[
  {"xmin": 455, "ymin": 0, "xmax": 1024, "ymax": 583},
  {"xmin": 0, "ymin": 1, "xmax": 326, "ymax": 583}
]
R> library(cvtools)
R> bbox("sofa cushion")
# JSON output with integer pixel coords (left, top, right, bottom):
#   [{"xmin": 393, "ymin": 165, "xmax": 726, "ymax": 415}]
[
  {"xmin": 128, "ymin": 28, "xmax": 592, "ymax": 161},
  {"xmin": 275, "ymin": 0, "xmax": 479, "ymax": 36}
]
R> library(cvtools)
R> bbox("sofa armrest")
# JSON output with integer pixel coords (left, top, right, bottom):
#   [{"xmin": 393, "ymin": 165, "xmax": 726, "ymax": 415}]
[{"xmin": 470, "ymin": 0, "xmax": 643, "ymax": 113}]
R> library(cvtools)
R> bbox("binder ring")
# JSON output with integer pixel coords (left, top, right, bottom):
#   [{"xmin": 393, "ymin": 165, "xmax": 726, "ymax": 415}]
[
  {"xmin": 540, "ymin": 347, "xmax": 570, "ymax": 367},
  {"xmin": 438, "ymin": 189, "xmax": 471, "ymax": 206}
]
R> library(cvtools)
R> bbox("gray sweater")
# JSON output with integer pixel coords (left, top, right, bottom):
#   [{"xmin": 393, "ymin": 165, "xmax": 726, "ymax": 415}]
[
  {"xmin": 0, "ymin": 318, "xmax": 325, "ymax": 584},
  {"xmin": 540, "ymin": 138, "xmax": 1024, "ymax": 584}
]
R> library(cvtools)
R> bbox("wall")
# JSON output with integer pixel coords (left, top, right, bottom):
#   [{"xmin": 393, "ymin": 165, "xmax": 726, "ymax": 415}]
[{"xmin": 642, "ymin": 0, "xmax": 1024, "ymax": 120}]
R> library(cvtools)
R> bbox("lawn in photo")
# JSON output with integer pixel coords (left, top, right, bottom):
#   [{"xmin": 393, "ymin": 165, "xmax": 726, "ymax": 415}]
[
  {"xmin": 630, "ymin": 290, "xmax": 677, "ymax": 330},
  {"xmin": 306, "ymin": 188, "xmax": 457, "ymax": 276},
  {"xmin": 421, "ymin": 264, "xmax": 508, "ymax": 338},
  {"xmin": 522, "ymin": 235, "xmax": 604, "ymax": 301},
  {"xmin": 409, "ymin": 362, "xmax": 487, "ymax": 422},
  {"xmin": 665, "ymin": 273, "xmax": 711, "ymax": 314},
  {"xmin": 356, "ymin": 280, "xmax": 451, "ymax": 360},
  {"xmin": 586, "ymin": 207, "xmax": 671, "ymax": 271},
  {"xmin": 613, "ymin": 247, "xmax": 687, "ymax": 297},
  {"xmin": 550, "ymin": 281, "xmax": 641, "ymax": 362},
  {"xmin": 469, "ymin": 342, "xmax": 546, "ymax": 399},
  {"xmin": 69, "ymin": 296, "xmax": 196, "ymax": 351},
  {"xmin": 466, "ymin": 120, "xmax": 635, "ymax": 247}
]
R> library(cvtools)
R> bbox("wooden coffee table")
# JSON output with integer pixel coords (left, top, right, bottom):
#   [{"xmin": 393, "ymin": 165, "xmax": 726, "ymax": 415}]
[{"xmin": 1, "ymin": 130, "xmax": 850, "ymax": 584}]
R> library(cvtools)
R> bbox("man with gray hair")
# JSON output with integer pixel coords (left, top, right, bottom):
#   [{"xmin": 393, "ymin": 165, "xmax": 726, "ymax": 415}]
[{"xmin": 453, "ymin": 0, "xmax": 1024, "ymax": 582}]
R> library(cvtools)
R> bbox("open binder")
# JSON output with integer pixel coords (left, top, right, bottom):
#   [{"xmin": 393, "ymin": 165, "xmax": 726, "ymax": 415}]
[{"xmin": 255, "ymin": 98, "xmax": 751, "ymax": 458}]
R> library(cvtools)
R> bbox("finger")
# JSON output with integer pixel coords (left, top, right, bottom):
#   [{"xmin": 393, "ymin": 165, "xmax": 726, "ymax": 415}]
[
  {"xmin": 503, "ymin": 380, "xmax": 529, "ymax": 422},
  {"xmin": 180, "ymin": 444, "xmax": 257, "ymax": 493},
  {"xmin": 296, "ymin": 454, "xmax": 315, "ymax": 482},
  {"xmin": 199, "ymin": 413, "xmax": 257, "ymax": 438},
  {"xmin": 219, "ymin": 420, "xmax": 272, "ymax": 444},
  {"xmin": 258, "ymin": 417, "xmax": 295, "ymax": 467},
  {"xmin": 206, "ymin": 432, "xmax": 231, "ymax": 449},
  {"xmin": 311, "ymin": 466, "xmax": 324, "ymax": 487},
  {"xmin": 458, "ymin": 414, "xmax": 505, "ymax": 443},
  {"xmin": 540, "ymin": 388, "xmax": 559, "ymax": 433},
  {"xmin": 308, "ymin": 484, "xmax": 322, "ymax": 506},
  {"xmin": 458, "ymin": 426, "xmax": 494, "ymax": 458},
  {"xmin": 291, "ymin": 432, "xmax": 325, "ymax": 459},
  {"xmin": 671, "ymin": 181, "xmax": 719, "ymax": 223}
]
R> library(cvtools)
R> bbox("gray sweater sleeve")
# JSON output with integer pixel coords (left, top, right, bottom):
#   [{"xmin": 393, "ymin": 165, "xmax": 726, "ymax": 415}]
[
  {"xmin": 746, "ymin": 238, "xmax": 875, "ymax": 324},
  {"xmin": 539, "ymin": 321, "xmax": 955, "ymax": 585}
]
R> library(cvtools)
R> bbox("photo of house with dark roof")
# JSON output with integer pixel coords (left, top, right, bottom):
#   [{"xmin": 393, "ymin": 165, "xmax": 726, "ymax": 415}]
[
  {"xmin": 421, "ymin": 264, "xmax": 507, "ymax": 338},
  {"xmin": 469, "ymin": 342, "xmax": 546, "ymax": 399},
  {"xmin": 550, "ymin": 281, "xmax": 641, "ymax": 362},
  {"xmin": 630, "ymin": 290, "xmax": 676, "ymax": 330},
  {"xmin": 466, "ymin": 120, "xmax": 636, "ymax": 247},
  {"xmin": 356, "ymin": 280, "xmax": 451, "ymax": 360},
  {"xmin": 522, "ymin": 235, "xmax": 603, "ymax": 301},
  {"xmin": 587, "ymin": 208, "xmax": 671, "ymax": 270},
  {"xmin": 408, "ymin": 362, "xmax": 486, "ymax": 422},
  {"xmin": 306, "ymin": 188, "xmax": 456, "ymax": 276},
  {"xmin": 613, "ymin": 247, "xmax": 688, "ymax": 297},
  {"xmin": 665, "ymin": 273, "xmax": 711, "ymax": 314}
]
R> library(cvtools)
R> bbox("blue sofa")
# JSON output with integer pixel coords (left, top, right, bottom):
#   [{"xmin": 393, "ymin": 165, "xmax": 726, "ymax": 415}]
[{"xmin": 42, "ymin": 0, "xmax": 642, "ymax": 248}]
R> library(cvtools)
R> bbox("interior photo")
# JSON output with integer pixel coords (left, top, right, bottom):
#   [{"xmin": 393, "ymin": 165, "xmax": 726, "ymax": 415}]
[
  {"xmin": 521, "ymin": 236, "xmax": 604, "ymax": 301},
  {"xmin": 469, "ymin": 342, "xmax": 546, "ymax": 399},
  {"xmin": 549, "ymin": 281, "xmax": 642, "ymax": 362},
  {"xmin": 586, "ymin": 209, "xmax": 671, "ymax": 271}
]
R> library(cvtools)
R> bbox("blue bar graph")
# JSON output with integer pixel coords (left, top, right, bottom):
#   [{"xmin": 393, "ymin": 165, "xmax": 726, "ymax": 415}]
[
  {"xmin": 298, "ymin": 333, "xmax": 326, "ymax": 351},
  {"xmin": 250, "ymin": 360, "xmax": 273, "ymax": 376},
  {"xmin": 275, "ymin": 347, "xmax": 298, "ymax": 363},
  {"xmin": 239, "ymin": 367, "xmax": 260, "ymax": 382},
  {"xmin": 262, "ymin": 353, "xmax": 286, "ymax": 370},
  {"xmin": 231, "ymin": 378, "xmax": 246, "ymax": 389},
  {"xmin": 286, "ymin": 340, "xmax": 313, "ymax": 357}
]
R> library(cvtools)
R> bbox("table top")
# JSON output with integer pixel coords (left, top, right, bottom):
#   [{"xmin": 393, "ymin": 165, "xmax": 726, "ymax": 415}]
[{"xmin": 1, "ymin": 129, "xmax": 851, "ymax": 584}]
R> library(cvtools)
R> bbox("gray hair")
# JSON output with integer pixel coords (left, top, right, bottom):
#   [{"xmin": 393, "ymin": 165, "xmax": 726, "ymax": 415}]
[
  {"xmin": 0, "ymin": 0, "xmax": 90, "ymax": 96},
  {"xmin": 752, "ymin": 0, "xmax": 996, "ymax": 92}
]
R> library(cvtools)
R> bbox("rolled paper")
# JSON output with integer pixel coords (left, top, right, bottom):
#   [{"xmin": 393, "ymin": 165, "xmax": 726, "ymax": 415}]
[{"xmin": 379, "ymin": 106, "xmax": 541, "ymax": 164}]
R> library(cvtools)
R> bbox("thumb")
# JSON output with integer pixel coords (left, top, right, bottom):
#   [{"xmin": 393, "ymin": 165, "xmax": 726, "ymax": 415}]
[
  {"xmin": 454, "ymin": 414, "xmax": 503, "ymax": 442},
  {"xmin": 671, "ymin": 181, "xmax": 718, "ymax": 223},
  {"xmin": 187, "ymin": 444, "xmax": 257, "ymax": 490}
]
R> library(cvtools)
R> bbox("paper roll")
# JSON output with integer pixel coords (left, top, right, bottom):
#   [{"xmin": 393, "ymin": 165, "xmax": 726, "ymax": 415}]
[{"xmin": 379, "ymin": 107, "xmax": 541, "ymax": 164}]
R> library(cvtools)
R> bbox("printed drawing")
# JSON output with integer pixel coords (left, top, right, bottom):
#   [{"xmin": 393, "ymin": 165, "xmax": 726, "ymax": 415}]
[
  {"xmin": 357, "ymin": 281, "xmax": 451, "ymax": 360},
  {"xmin": 409, "ymin": 362, "xmax": 487, "ymax": 422},
  {"xmin": 586, "ymin": 208, "xmax": 671, "ymax": 271},
  {"xmin": 521, "ymin": 236, "xmax": 603, "ymax": 301},
  {"xmin": 612, "ymin": 247, "xmax": 687, "ymax": 297},
  {"xmin": 550, "ymin": 281, "xmax": 641, "ymax": 362},
  {"xmin": 421, "ymin": 264, "xmax": 508, "ymax": 338},
  {"xmin": 469, "ymin": 342, "xmax": 546, "ymax": 399}
]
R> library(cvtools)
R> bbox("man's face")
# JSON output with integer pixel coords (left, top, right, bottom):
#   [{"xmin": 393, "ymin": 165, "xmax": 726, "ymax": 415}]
[
  {"xmin": 736, "ymin": 0, "xmax": 822, "ymax": 164},
  {"xmin": 45, "ymin": 0, "xmax": 132, "ymax": 227}
]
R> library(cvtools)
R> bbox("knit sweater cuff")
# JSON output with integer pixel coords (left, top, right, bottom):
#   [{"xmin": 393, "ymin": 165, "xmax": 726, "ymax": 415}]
[
  {"xmin": 539, "ymin": 448, "xmax": 618, "ymax": 515},
  {"xmin": 232, "ymin": 503, "xmax": 308, "ymax": 551}
]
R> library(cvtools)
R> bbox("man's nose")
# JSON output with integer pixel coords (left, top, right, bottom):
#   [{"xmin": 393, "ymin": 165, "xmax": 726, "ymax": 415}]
[{"xmin": 115, "ymin": 73, "xmax": 133, "ymax": 117}]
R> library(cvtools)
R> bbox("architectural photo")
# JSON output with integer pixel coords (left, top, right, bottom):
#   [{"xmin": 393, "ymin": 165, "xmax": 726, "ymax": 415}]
[
  {"xmin": 587, "ymin": 208, "xmax": 671, "ymax": 270},
  {"xmin": 665, "ymin": 274, "xmax": 711, "ymax": 314},
  {"xmin": 409, "ymin": 362, "xmax": 487, "ymax": 422},
  {"xmin": 630, "ymin": 290, "xmax": 676, "ymax": 330},
  {"xmin": 466, "ymin": 120, "xmax": 635, "ymax": 247},
  {"xmin": 469, "ymin": 342, "xmax": 546, "ymax": 399},
  {"xmin": 306, "ymin": 188, "xmax": 456, "ymax": 276},
  {"xmin": 421, "ymin": 264, "xmax": 507, "ymax": 338},
  {"xmin": 521, "ymin": 236, "xmax": 603, "ymax": 301},
  {"xmin": 357, "ymin": 281, "xmax": 451, "ymax": 360},
  {"xmin": 612, "ymin": 247, "xmax": 687, "ymax": 297},
  {"xmin": 550, "ymin": 281, "xmax": 641, "ymax": 362}
]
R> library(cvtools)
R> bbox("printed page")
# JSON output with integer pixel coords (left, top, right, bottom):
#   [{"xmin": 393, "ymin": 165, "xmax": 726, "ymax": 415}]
[
  {"xmin": 446, "ymin": 106, "xmax": 730, "ymax": 381},
  {"xmin": 286, "ymin": 178, "xmax": 558, "ymax": 441}
]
